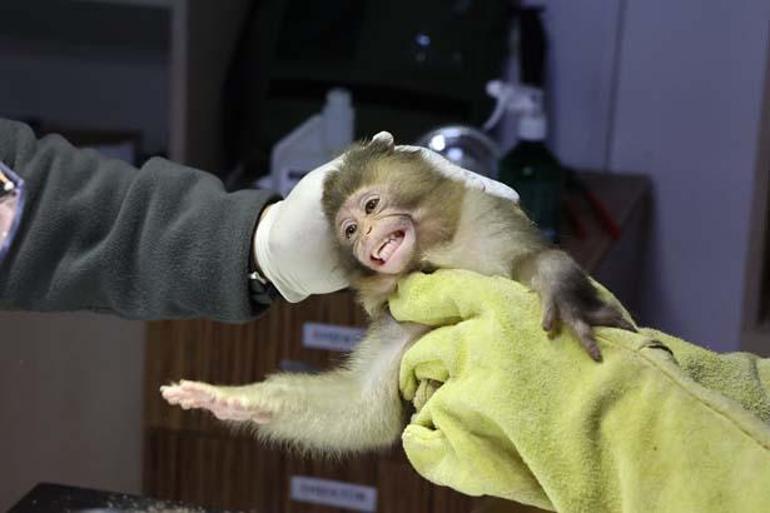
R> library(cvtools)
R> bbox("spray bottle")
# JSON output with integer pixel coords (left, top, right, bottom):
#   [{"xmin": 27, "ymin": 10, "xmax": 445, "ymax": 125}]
[
  {"xmin": 484, "ymin": 80, "xmax": 562, "ymax": 241},
  {"xmin": 484, "ymin": 7, "xmax": 563, "ymax": 241},
  {"xmin": 269, "ymin": 88, "xmax": 354, "ymax": 197}
]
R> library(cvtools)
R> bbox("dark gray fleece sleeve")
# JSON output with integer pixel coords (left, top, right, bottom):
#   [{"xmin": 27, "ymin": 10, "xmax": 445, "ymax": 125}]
[{"xmin": 0, "ymin": 118, "xmax": 279, "ymax": 321}]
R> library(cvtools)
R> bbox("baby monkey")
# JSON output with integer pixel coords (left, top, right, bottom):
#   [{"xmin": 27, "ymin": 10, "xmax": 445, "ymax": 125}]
[{"xmin": 161, "ymin": 133, "xmax": 632, "ymax": 455}]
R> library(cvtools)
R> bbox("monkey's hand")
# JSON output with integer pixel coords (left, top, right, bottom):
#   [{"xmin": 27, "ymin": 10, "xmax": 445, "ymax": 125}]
[
  {"xmin": 527, "ymin": 251, "xmax": 636, "ymax": 362},
  {"xmin": 160, "ymin": 380, "xmax": 274, "ymax": 423}
]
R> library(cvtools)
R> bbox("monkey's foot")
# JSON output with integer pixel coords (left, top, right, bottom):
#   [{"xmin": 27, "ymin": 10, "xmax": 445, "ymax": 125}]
[{"xmin": 160, "ymin": 380, "xmax": 272, "ymax": 423}]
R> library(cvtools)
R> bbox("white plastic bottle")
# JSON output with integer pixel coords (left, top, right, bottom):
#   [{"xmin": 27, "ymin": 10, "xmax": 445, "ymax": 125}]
[{"xmin": 269, "ymin": 88, "xmax": 354, "ymax": 197}]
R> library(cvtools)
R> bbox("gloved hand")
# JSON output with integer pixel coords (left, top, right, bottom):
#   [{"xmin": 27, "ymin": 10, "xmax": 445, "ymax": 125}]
[
  {"xmin": 252, "ymin": 156, "xmax": 349, "ymax": 302},
  {"xmin": 253, "ymin": 131, "xmax": 518, "ymax": 303},
  {"xmin": 390, "ymin": 270, "xmax": 770, "ymax": 513}
]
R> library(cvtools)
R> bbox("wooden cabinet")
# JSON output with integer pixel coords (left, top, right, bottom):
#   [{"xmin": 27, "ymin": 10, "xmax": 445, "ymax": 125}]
[{"xmin": 143, "ymin": 173, "xmax": 649, "ymax": 512}]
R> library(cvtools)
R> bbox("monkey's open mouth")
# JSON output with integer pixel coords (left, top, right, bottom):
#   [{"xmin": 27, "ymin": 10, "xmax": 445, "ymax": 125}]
[{"xmin": 371, "ymin": 230, "xmax": 405, "ymax": 265}]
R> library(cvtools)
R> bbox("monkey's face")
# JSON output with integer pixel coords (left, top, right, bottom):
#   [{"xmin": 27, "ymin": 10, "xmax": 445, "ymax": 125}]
[{"xmin": 334, "ymin": 185, "xmax": 417, "ymax": 275}]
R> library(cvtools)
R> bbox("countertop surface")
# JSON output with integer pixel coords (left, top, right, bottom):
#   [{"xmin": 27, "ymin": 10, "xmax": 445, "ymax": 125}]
[{"xmin": 7, "ymin": 483, "xmax": 225, "ymax": 513}]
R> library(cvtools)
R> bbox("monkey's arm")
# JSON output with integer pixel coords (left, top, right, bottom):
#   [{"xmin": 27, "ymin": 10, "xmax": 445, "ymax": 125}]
[
  {"xmin": 432, "ymin": 191, "xmax": 631, "ymax": 361},
  {"xmin": 469, "ymin": 195, "xmax": 634, "ymax": 361},
  {"xmin": 513, "ymin": 248, "xmax": 635, "ymax": 361},
  {"xmin": 161, "ymin": 316, "xmax": 427, "ymax": 455}
]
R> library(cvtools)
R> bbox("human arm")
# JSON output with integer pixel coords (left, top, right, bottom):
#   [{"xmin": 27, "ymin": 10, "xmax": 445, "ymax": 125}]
[{"xmin": 0, "ymin": 118, "xmax": 277, "ymax": 321}]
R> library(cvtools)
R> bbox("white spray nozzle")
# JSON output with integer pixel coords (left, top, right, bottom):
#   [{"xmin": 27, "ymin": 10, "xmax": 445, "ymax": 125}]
[{"xmin": 482, "ymin": 80, "xmax": 544, "ymax": 132}]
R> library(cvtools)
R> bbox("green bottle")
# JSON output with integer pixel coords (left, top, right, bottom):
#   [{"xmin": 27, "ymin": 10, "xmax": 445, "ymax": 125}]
[{"xmin": 498, "ymin": 111, "xmax": 564, "ymax": 242}]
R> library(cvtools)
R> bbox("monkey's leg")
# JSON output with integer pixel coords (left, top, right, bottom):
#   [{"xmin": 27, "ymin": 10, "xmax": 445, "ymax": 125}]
[
  {"xmin": 161, "ymin": 316, "xmax": 427, "ymax": 454},
  {"xmin": 516, "ymin": 249, "xmax": 636, "ymax": 361}
]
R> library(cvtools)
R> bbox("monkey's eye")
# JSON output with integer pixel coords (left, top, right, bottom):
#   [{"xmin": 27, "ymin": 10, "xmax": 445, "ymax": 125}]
[
  {"xmin": 365, "ymin": 197, "xmax": 379, "ymax": 214},
  {"xmin": 344, "ymin": 223, "xmax": 357, "ymax": 239}
]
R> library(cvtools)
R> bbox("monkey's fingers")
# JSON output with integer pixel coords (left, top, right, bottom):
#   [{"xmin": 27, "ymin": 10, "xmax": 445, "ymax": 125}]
[
  {"xmin": 541, "ymin": 298, "xmax": 561, "ymax": 339},
  {"xmin": 161, "ymin": 380, "xmax": 219, "ymax": 409},
  {"xmin": 562, "ymin": 314, "xmax": 603, "ymax": 362},
  {"xmin": 584, "ymin": 305, "xmax": 637, "ymax": 333}
]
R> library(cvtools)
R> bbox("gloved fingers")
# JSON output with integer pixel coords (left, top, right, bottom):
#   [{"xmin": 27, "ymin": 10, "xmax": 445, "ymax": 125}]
[
  {"xmin": 366, "ymin": 130, "xmax": 518, "ymax": 202},
  {"xmin": 282, "ymin": 155, "xmax": 344, "ymax": 202},
  {"xmin": 399, "ymin": 324, "xmax": 470, "ymax": 401},
  {"xmin": 394, "ymin": 140, "xmax": 519, "ymax": 202}
]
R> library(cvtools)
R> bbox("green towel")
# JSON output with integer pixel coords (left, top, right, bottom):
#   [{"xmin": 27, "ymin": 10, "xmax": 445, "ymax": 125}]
[{"xmin": 389, "ymin": 270, "xmax": 770, "ymax": 513}]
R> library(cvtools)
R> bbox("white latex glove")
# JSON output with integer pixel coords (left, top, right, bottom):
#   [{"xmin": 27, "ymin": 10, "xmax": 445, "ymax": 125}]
[
  {"xmin": 253, "ymin": 131, "xmax": 519, "ymax": 303},
  {"xmin": 253, "ymin": 157, "xmax": 349, "ymax": 302}
]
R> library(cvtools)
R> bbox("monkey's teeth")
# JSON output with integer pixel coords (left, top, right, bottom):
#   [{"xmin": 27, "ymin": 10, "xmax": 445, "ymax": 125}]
[
  {"xmin": 375, "ymin": 236, "xmax": 394, "ymax": 257},
  {"xmin": 374, "ymin": 232, "xmax": 404, "ymax": 263}
]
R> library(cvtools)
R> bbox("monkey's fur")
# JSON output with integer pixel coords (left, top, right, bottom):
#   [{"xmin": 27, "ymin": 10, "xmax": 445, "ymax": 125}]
[{"xmin": 161, "ymin": 135, "xmax": 632, "ymax": 456}]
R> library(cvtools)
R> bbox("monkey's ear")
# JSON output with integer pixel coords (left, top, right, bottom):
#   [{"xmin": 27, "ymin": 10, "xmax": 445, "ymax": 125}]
[{"xmin": 368, "ymin": 131, "xmax": 395, "ymax": 153}]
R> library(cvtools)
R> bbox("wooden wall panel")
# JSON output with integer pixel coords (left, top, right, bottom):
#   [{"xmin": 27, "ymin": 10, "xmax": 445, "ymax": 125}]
[{"xmin": 143, "ymin": 292, "xmax": 488, "ymax": 513}]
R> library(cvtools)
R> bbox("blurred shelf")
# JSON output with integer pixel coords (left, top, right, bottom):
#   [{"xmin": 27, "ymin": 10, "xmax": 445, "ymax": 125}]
[
  {"xmin": 562, "ymin": 171, "xmax": 650, "ymax": 272},
  {"xmin": 0, "ymin": 0, "xmax": 170, "ymax": 59},
  {"xmin": 0, "ymin": 0, "xmax": 249, "ymax": 169}
]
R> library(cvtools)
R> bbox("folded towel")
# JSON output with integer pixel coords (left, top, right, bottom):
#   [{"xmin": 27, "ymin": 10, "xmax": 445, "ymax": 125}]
[{"xmin": 389, "ymin": 270, "xmax": 770, "ymax": 513}]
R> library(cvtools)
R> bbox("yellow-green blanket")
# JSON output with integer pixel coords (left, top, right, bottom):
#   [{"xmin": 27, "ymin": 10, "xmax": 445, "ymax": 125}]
[{"xmin": 389, "ymin": 270, "xmax": 770, "ymax": 513}]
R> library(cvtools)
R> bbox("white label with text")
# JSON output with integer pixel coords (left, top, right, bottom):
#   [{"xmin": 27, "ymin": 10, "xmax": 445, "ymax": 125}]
[
  {"xmin": 290, "ymin": 476, "xmax": 377, "ymax": 512},
  {"xmin": 302, "ymin": 322, "xmax": 365, "ymax": 352}
]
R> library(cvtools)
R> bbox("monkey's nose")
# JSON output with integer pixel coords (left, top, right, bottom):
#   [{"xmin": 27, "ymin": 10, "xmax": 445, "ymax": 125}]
[{"xmin": 366, "ymin": 225, "xmax": 373, "ymax": 235}]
